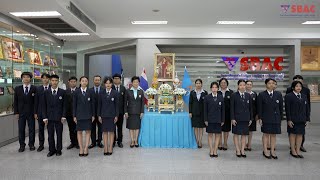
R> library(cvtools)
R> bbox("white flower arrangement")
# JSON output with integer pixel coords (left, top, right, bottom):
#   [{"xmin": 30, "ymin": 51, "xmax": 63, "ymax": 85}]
[
  {"xmin": 173, "ymin": 88, "xmax": 187, "ymax": 95},
  {"xmin": 145, "ymin": 88, "xmax": 158, "ymax": 95},
  {"xmin": 159, "ymin": 84, "xmax": 172, "ymax": 91}
]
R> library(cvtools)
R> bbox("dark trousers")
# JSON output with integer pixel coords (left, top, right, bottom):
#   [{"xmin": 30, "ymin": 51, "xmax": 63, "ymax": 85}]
[
  {"xmin": 47, "ymin": 120, "xmax": 63, "ymax": 152},
  {"xmin": 114, "ymin": 114, "xmax": 124, "ymax": 143},
  {"xmin": 18, "ymin": 114, "xmax": 35, "ymax": 147},
  {"xmin": 37, "ymin": 115, "xmax": 45, "ymax": 146},
  {"xmin": 66, "ymin": 116, "xmax": 78, "ymax": 145},
  {"xmin": 91, "ymin": 116, "xmax": 102, "ymax": 144}
]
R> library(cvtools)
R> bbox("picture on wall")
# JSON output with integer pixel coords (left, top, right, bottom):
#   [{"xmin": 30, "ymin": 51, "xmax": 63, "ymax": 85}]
[
  {"xmin": 50, "ymin": 57, "xmax": 58, "ymax": 67},
  {"xmin": 31, "ymin": 67, "xmax": 41, "ymax": 79},
  {"xmin": 0, "ymin": 87, "xmax": 4, "ymax": 95},
  {"xmin": 1, "ymin": 36, "xmax": 24, "ymax": 62},
  {"xmin": 301, "ymin": 46, "xmax": 320, "ymax": 71},
  {"xmin": 0, "ymin": 39, "xmax": 3, "ymax": 59},
  {"xmin": 154, "ymin": 53, "xmax": 175, "ymax": 82},
  {"xmin": 0, "ymin": 66, "xmax": 3, "ymax": 77},
  {"xmin": 13, "ymin": 69, "xmax": 22, "ymax": 78},
  {"xmin": 43, "ymin": 55, "xmax": 50, "ymax": 66},
  {"xmin": 28, "ymin": 49, "xmax": 43, "ymax": 66}
]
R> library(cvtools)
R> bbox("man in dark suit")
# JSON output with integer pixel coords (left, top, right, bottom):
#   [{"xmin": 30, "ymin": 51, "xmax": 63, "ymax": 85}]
[
  {"xmin": 65, "ymin": 76, "xmax": 79, "ymax": 150},
  {"xmin": 112, "ymin": 73, "xmax": 126, "ymax": 148},
  {"xmin": 34, "ymin": 73, "xmax": 51, "ymax": 152},
  {"xmin": 14, "ymin": 72, "xmax": 37, "ymax": 152},
  {"xmin": 42, "ymin": 75, "xmax": 67, "ymax": 157},
  {"xmin": 89, "ymin": 75, "xmax": 104, "ymax": 149},
  {"xmin": 286, "ymin": 75, "xmax": 311, "ymax": 152}
]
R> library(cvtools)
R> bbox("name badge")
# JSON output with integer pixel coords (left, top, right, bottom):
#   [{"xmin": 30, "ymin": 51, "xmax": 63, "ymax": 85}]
[
  {"xmin": 32, "ymin": 93, "xmax": 35, "ymax": 96},
  {"xmin": 305, "ymin": 101, "xmax": 307, "ymax": 104},
  {"xmin": 121, "ymin": 92, "xmax": 124, "ymax": 95},
  {"xmin": 247, "ymin": 100, "xmax": 249, "ymax": 103},
  {"xmin": 276, "ymin": 100, "xmax": 279, "ymax": 103},
  {"xmin": 59, "ymin": 96, "xmax": 62, "ymax": 100},
  {"xmin": 139, "ymin": 95, "xmax": 141, "ymax": 98},
  {"xmin": 227, "ymin": 96, "xmax": 230, "ymax": 99},
  {"xmin": 111, "ymin": 98, "xmax": 114, "ymax": 101},
  {"xmin": 253, "ymin": 98, "xmax": 255, "ymax": 101},
  {"xmin": 88, "ymin": 98, "xmax": 90, "ymax": 101},
  {"xmin": 202, "ymin": 97, "xmax": 205, "ymax": 99},
  {"xmin": 219, "ymin": 102, "xmax": 221, "ymax": 105}
]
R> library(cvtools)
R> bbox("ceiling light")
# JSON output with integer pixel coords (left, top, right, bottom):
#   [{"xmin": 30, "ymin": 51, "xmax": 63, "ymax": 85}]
[
  {"xmin": 54, "ymin": 33, "xmax": 90, "ymax": 36},
  {"xmin": 216, "ymin": 21, "xmax": 255, "ymax": 25},
  {"xmin": 302, "ymin": 21, "xmax": 320, "ymax": 24},
  {"xmin": 10, "ymin": 11, "xmax": 61, "ymax": 17},
  {"xmin": 131, "ymin": 21, "xmax": 168, "ymax": 25}
]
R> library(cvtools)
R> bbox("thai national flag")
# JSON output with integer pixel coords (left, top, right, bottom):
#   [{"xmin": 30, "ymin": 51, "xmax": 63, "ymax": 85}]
[
  {"xmin": 181, "ymin": 66, "xmax": 193, "ymax": 105},
  {"xmin": 139, "ymin": 68, "xmax": 149, "ymax": 105}
]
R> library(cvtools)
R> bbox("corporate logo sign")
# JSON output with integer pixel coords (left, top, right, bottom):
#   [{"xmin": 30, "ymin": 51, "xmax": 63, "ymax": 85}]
[
  {"xmin": 280, "ymin": 3, "xmax": 317, "ymax": 18},
  {"xmin": 221, "ymin": 57, "xmax": 284, "ymax": 71}
]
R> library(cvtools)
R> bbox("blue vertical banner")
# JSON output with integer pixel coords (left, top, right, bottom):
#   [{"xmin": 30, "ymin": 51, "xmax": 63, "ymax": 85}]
[
  {"xmin": 111, "ymin": 54, "xmax": 123, "ymax": 76},
  {"xmin": 181, "ymin": 66, "xmax": 193, "ymax": 104}
]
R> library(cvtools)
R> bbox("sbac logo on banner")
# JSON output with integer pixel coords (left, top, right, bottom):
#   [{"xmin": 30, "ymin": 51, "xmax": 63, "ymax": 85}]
[{"xmin": 222, "ymin": 57, "xmax": 240, "ymax": 71}]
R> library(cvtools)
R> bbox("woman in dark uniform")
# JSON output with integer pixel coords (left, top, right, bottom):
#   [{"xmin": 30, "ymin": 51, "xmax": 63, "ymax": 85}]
[
  {"xmin": 124, "ymin": 76, "xmax": 144, "ymax": 148},
  {"xmin": 98, "ymin": 77, "xmax": 119, "ymax": 156},
  {"xmin": 73, "ymin": 76, "xmax": 94, "ymax": 157},
  {"xmin": 231, "ymin": 79, "xmax": 253, "ymax": 158},
  {"xmin": 285, "ymin": 81, "xmax": 310, "ymax": 158},
  {"xmin": 189, "ymin": 79, "xmax": 208, "ymax": 148},
  {"xmin": 245, "ymin": 80, "xmax": 258, "ymax": 151},
  {"xmin": 257, "ymin": 78, "xmax": 283, "ymax": 159},
  {"xmin": 218, "ymin": 78, "xmax": 234, "ymax": 150},
  {"xmin": 204, "ymin": 82, "xmax": 225, "ymax": 158}
]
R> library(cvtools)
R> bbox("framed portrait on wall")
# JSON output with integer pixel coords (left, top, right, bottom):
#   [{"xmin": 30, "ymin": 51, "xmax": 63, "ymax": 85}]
[
  {"xmin": 0, "ymin": 66, "xmax": 3, "ymax": 77},
  {"xmin": 43, "ymin": 55, "xmax": 50, "ymax": 66},
  {"xmin": 31, "ymin": 67, "xmax": 41, "ymax": 79},
  {"xmin": 301, "ymin": 46, "xmax": 320, "ymax": 71},
  {"xmin": 0, "ymin": 39, "xmax": 4, "ymax": 59},
  {"xmin": 28, "ymin": 49, "xmax": 43, "ymax": 66},
  {"xmin": 154, "ymin": 53, "xmax": 175, "ymax": 82},
  {"xmin": 1, "ymin": 36, "xmax": 24, "ymax": 62},
  {"xmin": 50, "ymin": 57, "xmax": 58, "ymax": 67}
]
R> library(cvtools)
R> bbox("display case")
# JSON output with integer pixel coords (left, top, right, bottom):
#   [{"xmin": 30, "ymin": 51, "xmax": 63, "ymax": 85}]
[{"xmin": 0, "ymin": 21, "xmax": 74, "ymax": 117}]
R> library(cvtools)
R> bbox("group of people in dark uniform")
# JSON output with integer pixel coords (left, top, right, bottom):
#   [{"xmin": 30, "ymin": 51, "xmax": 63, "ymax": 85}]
[
  {"xmin": 190, "ymin": 75, "xmax": 310, "ymax": 158},
  {"xmin": 15, "ymin": 72, "xmax": 144, "ymax": 157}
]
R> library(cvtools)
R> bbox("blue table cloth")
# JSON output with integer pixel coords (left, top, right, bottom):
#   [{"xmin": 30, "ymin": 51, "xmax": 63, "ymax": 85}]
[{"xmin": 138, "ymin": 111, "xmax": 197, "ymax": 148}]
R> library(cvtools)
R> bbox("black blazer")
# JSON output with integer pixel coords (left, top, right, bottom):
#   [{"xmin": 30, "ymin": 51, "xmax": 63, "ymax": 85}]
[
  {"xmin": 257, "ymin": 90, "xmax": 283, "ymax": 124},
  {"xmin": 286, "ymin": 86, "xmax": 310, "ymax": 112},
  {"xmin": 42, "ymin": 88, "xmax": 66, "ymax": 121},
  {"xmin": 98, "ymin": 89, "xmax": 119, "ymax": 118},
  {"xmin": 248, "ymin": 91, "xmax": 258, "ymax": 118},
  {"xmin": 230, "ymin": 92, "xmax": 253, "ymax": 122},
  {"xmin": 124, "ymin": 89, "xmax": 144, "ymax": 115},
  {"xmin": 14, "ymin": 85, "xmax": 37, "ymax": 115},
  {"xmin": 285, "ymin": 92, "xmax": 310, "ymax": 123},
  {"xmin": 65, "ymin": 88, "xmax": 78, "ymax": 117},
  {"xmin": 204, "ymin": 94, "xmax": 225, "ymax": 123},
  {"xmin": 112, "ymin": 84, "xmax": 126, "ymax": 115},
  {"xmin": 34, "ymin": 85, "xmax": 50, "ymax": 116},
  {"xmin": 189, "ymin": 90, "xmax": 208, "ymax": 116},
  {"xmin": 218, "ymin": 89, "xmax": 234, "ymax": 120},
  {"xmin": 90, "ymin": 86, "xmax": 104, "ymax": 117},
  {"xmin": 73, "ymin": 88, "xmax": 94, "ymax": 119}
]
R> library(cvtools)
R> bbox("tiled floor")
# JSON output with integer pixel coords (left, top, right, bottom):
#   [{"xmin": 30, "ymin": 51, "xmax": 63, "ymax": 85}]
[{"xmin": 0, "ymin": 123, "xmax": 320, "ymax": 180}]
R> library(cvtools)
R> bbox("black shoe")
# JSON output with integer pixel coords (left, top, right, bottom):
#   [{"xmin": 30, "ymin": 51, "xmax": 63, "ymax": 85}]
[
  {"xmin": 223, "ymin": 147, "xmax": 228, "ymax": 151},
  {"xmin": 199, "ymin": 145, "xmax": 202, "ymax": 148},
  {"xmin": 267, "ymin": 147, "xmax": 271, "ymax": 150},
  {"xmin": 271, "ymin": 155, "xmax": 278, "ymax": 159},
  {"xmin": 75, "ymin": 145, "xmax": 80, "ymax": 149},
  {"xmin": 18, "ymin": 146, "xmax": 25, "ymax": 153},
  {"xmin": 30, "ymin": 146, "xmax": 36, "ymax": 151},
  {"xmin": 56, "ymin": 151, "xmax": 62, "ymax": 156},
  {"xmin": 88, "ymin": 144, "xmax": 96, "ymax": 149},
  {"xmin": 236, "ymin": 152, "xmax": 242, "ymax": 158},
  {"xmin": 218, "ymin": 147, "xmax": 223, "ymax": 150},
  {"xmin": 290, "ymin": 151, "xmax": 299, "ymax": 158},
  {"xmin": 135, "ymin": 144, "xmax": 139, "ymax": 148},
  {"xmin": 298, "ymin": 154, "xmax": 304, "ymax": 158},
  {"xmin": 247, "ymin": 148, "xmax": 252, "ymax": 151},
  {"xmin": 213, "ymin": 154, "xmax": 218, "ymax": 158},
  {"xmin": 300, "ymin": 146, "xmax": 307, "ymax": 152},
  {"xmin": 118, "ymin": 142, "xmax": 123, "ymax": 148},
  {"xmin": 67, "ymin": 144, "xmax": 75, "ymax": 150},
  {"xmin": 37, "ymin": 146, "xmax": 44, "ymax": 152},
  {"xmin": 130, "ymin": 144, "xmax": 134, "ymax": 148},
  {"xmin": 198, "ymin": 145, "xmax": 201, "ymax": 149},
  {"xmin": 241, "ymin": 153, "xmax": 247, "ymax": 158},
  {"xmin": 83, "ymin": 153, "xmax": 88, "ymax": 157},
  {"xmin": 79, "ymin": 154, "xmax": 84, "ymax": 157},
  {"xmin": 263, "ymin": 151, "xmax": 271, "ymax": 159},
  {"xmin": 97, "ymin": 143, "xmax": 104, "ymax": 148},
  {"xmin": 104, "ymin": 152, "xmax": 108, "ymax": 156},
  {"xmin": 47, "ymin": 151, "xmax": 56, "ymax": 157},
  {"xmin": 244, "ymin": 148, "xmax": 248, "ymax": 151},
  {"xmin": 209, "ymin": 154, "xmax": 214, "ymax": 158},
  {"xmin": 109, "ymin": 152, "xmax": 113, "ymax": 156}
]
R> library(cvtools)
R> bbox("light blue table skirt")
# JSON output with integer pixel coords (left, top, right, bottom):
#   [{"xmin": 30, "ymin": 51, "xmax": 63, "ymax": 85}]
[{"xmin": 138, "ymin": 111, "xmax": 197, "ymax": 148}]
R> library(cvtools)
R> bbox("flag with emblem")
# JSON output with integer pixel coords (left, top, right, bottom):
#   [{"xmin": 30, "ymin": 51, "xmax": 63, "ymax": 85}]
[
  {"xmin": 181, "ymin": 66, "xmax": 192, "ymax": 104},
  {"xmin": 139, "ymin": 68, "xmax": 149, "ymax": 105}
]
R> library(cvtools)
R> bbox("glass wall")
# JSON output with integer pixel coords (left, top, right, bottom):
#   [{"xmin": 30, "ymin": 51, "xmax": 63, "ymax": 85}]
[{"xmin": 0, "ymin": 21, "xmax": 75, "ymax": 116}]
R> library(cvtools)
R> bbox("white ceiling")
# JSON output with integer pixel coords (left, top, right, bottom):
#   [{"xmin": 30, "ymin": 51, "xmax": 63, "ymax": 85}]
[{"xmin": 0, "ymin": 0, "xmax": 320, "ymax": 47}]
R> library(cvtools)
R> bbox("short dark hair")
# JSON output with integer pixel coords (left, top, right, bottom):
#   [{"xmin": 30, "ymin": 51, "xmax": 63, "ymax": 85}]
[
  {"xmin": 41, "ymin": 73, "xmax": 50, "ymax": 79},
  {"xmin": 265, "ymin": 78, "xmax": 276, "ymax": 85},
  {"xmin": 210, "ymin": 82, "xmax": 219, "ymax": 89},
  {"xmin": 50, "ymin": 74, "xmax": 59, "ymax": 80},
  {"xmin": 112, "ymin": 73, "xmax": 121, "ymax": 79},
  {"xmin": 69, "ymin": 76, "xmax": 77, "ymax": 81},
  {"xmin": 219, "ymin": 78, "xmax": 229, "ymax": 86},
  {"xmin": 80, "ymin": 76, "xmax": 89, "ymax": 82},
  {"xmin": 291, "ymin": 81, "xmax": 303, "ymax": 90},
  {"xmin": 293, "ymin": 75, "xmax": 303, "ymax": 80},
  {"xmin": 245, "ymin": 80, "xmax": 253, "ymax": 84},
  {"xmin": 195, "ymin": 79, "xmax": 202, "ymax": 84},
  {"xmin": 21, "ymin": 72, "xmax": 33, "ymax": 79},
  {"xmin": 131, "ymin": 76, "xmax": 140, "ymax": 83},
  {"xmin": 103, "ymin": 76, "xmax": 113, "ymax": 84},
  {"xmin": 93, "ymin": 75, "xmax": 101, "ymax": 79},
  {"xmin": 237, "ymin": 79, "xmax": 246, "ymax": 85}
]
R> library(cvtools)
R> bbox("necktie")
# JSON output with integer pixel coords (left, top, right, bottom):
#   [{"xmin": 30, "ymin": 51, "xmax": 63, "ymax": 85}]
[
  {"xmin": 241, "ymin": 94, "xmax": 244, "ymax": 99},
  {"xmin": 297, "ymin": 94, "xmax": 301, "ymax": 99},
  {"xmin": 53, "ymin": 90, "xmax": 56, "ymax": 96},
  {"xmin": 71, "ymin": 90, "xmax": 74, "ymax": 94},
  {"xmin": 83, "ymin": 91, "xmax": 86, "ymax": 96},
  {"xmin": 95, "ymin": 88, "xmax": 98, "ymax": 94},
  {"xmin": 213, "ymin": 96, "xmax": 217, "ymax": 101},
  {"xmin": 116, "ymin": 86, "xmax": 119, "ymax": 92},
  {"xmin": 269, "ymin": 93, "xmax": 273, "ymax": 98},
  {"xmin": 25, "ymin": 86, "xmax": 29, "ymax": 95},
  {"xmin": 107, "ymin": 91, "xmax": 110, "ymax": 96},
  {"xmin": 45, "ymin": 87, "xmax": 48, "ymax": 91}
]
